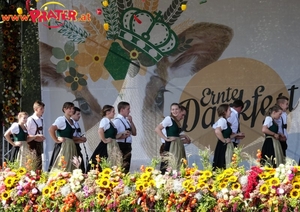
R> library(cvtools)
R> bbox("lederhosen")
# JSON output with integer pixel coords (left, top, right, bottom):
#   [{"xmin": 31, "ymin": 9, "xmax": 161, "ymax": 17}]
[
  {"xmin": 28, "ymin": 118, "xmax": 43, "ymax": 170},
  {"xmin": 73, "ymin": 123, "xmax": 85, "ymax": 173},
  {"xmin": 279, "ymin": 116, "xmax": 288, "ymax": 156},
  {"xmin": 115, "ymin": 118, "xmax": 132, "ymax": 174}
]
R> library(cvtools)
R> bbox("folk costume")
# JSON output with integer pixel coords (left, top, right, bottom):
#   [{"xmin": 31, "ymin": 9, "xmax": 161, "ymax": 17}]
[
  {"xmin": 48, "ymin": 116, "xmax": 77, "ymax": 172},
  {"xmin": 160, "ymin": 116, "xmax": 186, "ymax": 174},
  {"xmin": 261, "ymin": 116, "xmax": 285, "ymax": 167},
  {"xmin": 212, "ymin": 117, "xmax": 234, "ymax": 170}
]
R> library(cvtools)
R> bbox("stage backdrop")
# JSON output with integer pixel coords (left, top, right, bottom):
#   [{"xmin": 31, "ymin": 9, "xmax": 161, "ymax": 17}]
[{"xmin": 38, "ymin": 0, "xmax": 300, "ymax": 171}]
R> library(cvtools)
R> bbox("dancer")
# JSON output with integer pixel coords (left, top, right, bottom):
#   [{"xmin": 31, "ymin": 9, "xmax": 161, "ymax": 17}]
[
  {"xmin": 88, "ymin": 105, "xmax": 122, "ymax": 171},
  {"xmin": 155, "ymin": 103, "xmax": 190, "ymax": 174},
  {"xmin": 4, "ymin": 112, "xmax": 30, "ymax": 168},
  {"xmin": 113, "ymin": 101, "xmax": 137, "ymax": 173},
  {"xmin": 261, "ymin": 104, "xmax": 285, "ymax": 167},
  {"xmin": 227, "ymin": 99, "xmax": 245, "ymax": 147},
  {"xmin": 48, "ymin": 102, "xmax": 78, "ymax": 172},
  {"xmin": 27, "ymin": 100, "xmax": 46, "ymax": 170},
  {"xmin": 212, "ymin": 104, "xmax": 244, "ymax": 170},
  {"xmin": 71, "ymin": 106, "xmax": 87, "ymax": 172},
  {"xmin": 275, "ymin": 96, "xmax": 289, "ymax": 156}
]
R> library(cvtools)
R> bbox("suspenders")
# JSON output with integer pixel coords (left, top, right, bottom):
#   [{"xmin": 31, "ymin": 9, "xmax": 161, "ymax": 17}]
[{"xmin": 115, "ymin": 118, "xmax": 131, "ymax": 143}]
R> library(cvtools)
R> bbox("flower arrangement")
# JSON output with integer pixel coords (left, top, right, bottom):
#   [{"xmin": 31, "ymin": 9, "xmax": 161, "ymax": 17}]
[{"xmin": 1, "ymin": 149, "xmax": 300, "ymax": 212}]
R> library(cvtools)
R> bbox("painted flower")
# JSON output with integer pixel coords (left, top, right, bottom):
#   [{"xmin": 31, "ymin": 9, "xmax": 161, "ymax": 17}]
[
  {"xmin": 52, "ymin": 41, "xmax": 78, "ymax": 73},
  {"xmin": 74, "ymin": 36, "xmax": 112, "ymax": 81},
  {"xmin": 64, "ymin": 67, "xmax": 88, "ymax": 91}
]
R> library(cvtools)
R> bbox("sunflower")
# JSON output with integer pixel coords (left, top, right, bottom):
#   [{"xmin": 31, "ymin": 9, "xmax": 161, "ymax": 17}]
[
  {"xmin": 231, "ymin": 182, "xmax": 241, "ymax": 190},
  {"xmin": 290, "ymin": 189, "xmax": 300, "ymax": 198},
  {"xmin": 269, "ymin": 177, "xmax": 280, "ymax": 187},
  {"xmin": 259, "ymin": 172, "xmax": 270, "ymax": 180},
  {"xmin": 140, "ymin": 172, "xmax": 151, "ymax": 181},
  {"xmin": 56, "ymin": 179, "xmax": 67, "ymax": 186},
  {"xmin": 222, "ymin": 178, "xmax": 229, "ymax": 183},
  {"xmin": 1, "ymin": 190, "xmax": 11, "ymax": 200},
  {"xmin": 293, "ymin": 175, "xmax": 300, "ymax": 183},
  {"xmin": 136, "ymin": 183, "xmax": 144, "ymax": 191},
  {"xmin": 218, "ymin": 182, "xmax": 227, "ymax": 190},
  {"xmin": 202, "ymin": 170, "xmax": 213, "ymax": 178},
  {"xmin": 216, "ymin": 173, "xmax": 225, "ymax": 182},
  {"xmin": 42, "ymin": 186, "xmax": 52, "ymax": 197},
  {"xmin": 293, "ymin": 182, "xmax": 300, "ymax": 190},
  {"xmin": 148, "ymin": 179, "xmax": 155, "ymax": 187},
  {"xmin": 17, "ymin": 167, "xmax": 26, "ymax": 175},
  {"xmin": 101, "ymin": 168, "xmax": 112, "ymax": 175},
  {"xmin": 187, "ymin": 185, "xmax": 196, "ymax": 193},
  {"xmin": 99, "ymin": 178, "xmax": 110, "ymax": 188},
  {"xmin": 208, "ymin": 184, "xmax": 215, "ymax": 192},
  {"xmin": 259, "ymin": 184, "xmax": 269, "ymax": 195},
  {"xmin": 228, "ymin": 176, "xmax": 238, "ymax": 182},
  {"xmin": 4, "ymin": 176, "xmax": 16, "ymax": 188},
  {"xmin": 100, "ymin": 174, "xmax": 110, "ymax": 180},
  {"xmin": 182, "ymin": 179, "xmax": 192, "ymax": 189},
  {"xmin": 223, "ymin": 168, "xmax": 234, "ymax": 177},
  {"xmin": 197, "ymin": 181, "xmax": 206, "ymax": 189},
  {"xmin": 98, "ymin": 192, "xmax": 105, "ymax": 201},
  {"xmin": 198, "ymin": 175, "xmax": 207, "ymax": 182},
  {"xmin": 145, "ymin": 167, "xmax": 154, "ymax": 173}
]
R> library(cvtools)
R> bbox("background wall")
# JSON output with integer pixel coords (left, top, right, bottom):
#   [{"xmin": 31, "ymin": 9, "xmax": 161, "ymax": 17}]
[{"xmin": 38, "ymin": 0, "xmax": 300, "ymax": 171}]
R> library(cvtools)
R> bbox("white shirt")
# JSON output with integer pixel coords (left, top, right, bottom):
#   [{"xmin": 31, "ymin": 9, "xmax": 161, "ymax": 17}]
[
  {"xmin": 9, "ymin": 122, "xmax": 22, "ymax": 134},
  {"xmin": 212, "ymin": 117, "xmax": 228, "ymax": 130},
  {"xmin": 26, "ymin": 113, "xmax": 43, "ymax": 135},
  {"xmin": 275, "ymin": 111, "xmax": 288, "ymax": 139},
  {"xmin": 160, "ymin": 116, "xmax": 173, "ymax": 144},
  {"xmin": 53, "ymin": 116, "xmax": 75, "ymax": 130},
  {"xmin": 99, "ymin": 117, "xmax": 111, "ymax": 131},
  {"xmin": 114, "ymin": 114, "xmax": 132, "ymax": 143},
  {"xmin": 263, "ymin": 116, "xmax": 274, "ymax": 128},
  {"xmin": 227, "ymin": 108, "xmax": 240, "ymax": 143}
]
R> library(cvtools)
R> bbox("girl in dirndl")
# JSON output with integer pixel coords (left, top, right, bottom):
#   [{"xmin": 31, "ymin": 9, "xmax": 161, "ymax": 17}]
[
  {"xmin": 261, "ymin": 104, "xmax": 285, "ymax": 167},
  {"xmin": 48, "ymin": 102, "xmax": 78, "ymax": 172},
  {"xmin": 155, "ymin": 103, "xmax": 190, "ymax": 174},
  {"xmin": 87, "ymin": 105, "xmax": 123, "ymax": 172},
  {"xmin": 4, "ymin": 112, "xmax": 31, "ymax": 168},
  {"xmin": 212, "ymin": 104, "xmax": 244, "ymax": 170}
]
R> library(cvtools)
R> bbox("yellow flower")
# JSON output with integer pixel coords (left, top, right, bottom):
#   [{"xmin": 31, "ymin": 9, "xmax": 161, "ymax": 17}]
[
  {"xmin": 228, "ymin": 176, "xmax": 238, "ymax": 182},
  {"xmin": 42, "ymin": 186, "xmax": 52, "ymax": 197},
  {"xmin": 218, "ymin": 182, "xmax": 227, "ymax": 190},
  {"xmin": 140, "ymin": 172, "xmax": 151, "ymax": 181},
  {"xmin": 148, "ymin": 179, "xmax": 155, "ymax": 187},
  {"xmin": 4, "ymin": 176, "xmax": 15, "ymax": 188},
  {"xmin": 293, "ymin": 175, "xmax": 300, "ymax": 183},
  {"xmin": 182, "ymin": 179, "xmax": 192, "ymax": 189},
  {"xmin": 136, "ymin": 183, "xmax": 145, "ymax": 191},
  {"xmin": 259, "ymin": 184, "xmax": 269, "ymax": 195},
  {"xmin": 145, "ymin": 167, "xmax": 154, "ymax": 173},
  {"xmin": 197, "ymin": 181, "xmax": 206, "ymax": 189},
  {"xmin": 1, "ymin": 190, "xmax": 11, "ymax": 200},
  {"xmin": 223, "ymin": 168, "xmax": 234, "ymax": 177},
  {"xmin": 101, "ymin": 168, "xmax": 112, "ymax": 175},
  {"xmin": 216, "ymin": 173, "xmax": 225, "ymax": 182},
  {"xmin": 222, "ymin": 178, "xmax": 229, "ymax": 183},
  {"xmin": 95, "ymin": 179, "xmax": 101, "ymax": 186},
  {"xmin": 100, "ymin": 173, "xmax": 110, "ymax": 180},
  {"xmin": 293, "ymin": 182, "xmax": 300, "ymax": 190},
  {"xmin": 99, "ymin": 178, "xmax": 110, "ymax": 188},
  {"xmin": 98, "ymin": 192, "xmax": 105, "ymax": 201},
  {"xmin": 17, "ymin": 167, "xmax": 26, "ymax": 175},
  {"xmin": 198, "ymin": 175, "xmax": 207, "ymax": 182},
  {"xmin": 259, "ymin": 172, "xmax": 270, "ymax": 179},
  {"xmin": 202, "ymin": 170, "xmax": 213, "ymax": 178},
  {"xmin": 56, "ymin": 179, "xmax": 67, "ymax": 186},
  {"xmin": 231, "ymin": 182, "xmax": 241, "ymax": 190},
  {"xmin": 290, "ymin": 189, "xmax": 300, "ymax": 198},
  {"xmin": 269, "ymin": 177, "xmax": 280, "ymax": 186},
  {"xmin": 208, "ymin": 184, "xmax": 215, "ymax": 192},
  {"xmin": 187, "ymin": 185, "xmax": 196, "ymax": 193}
]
